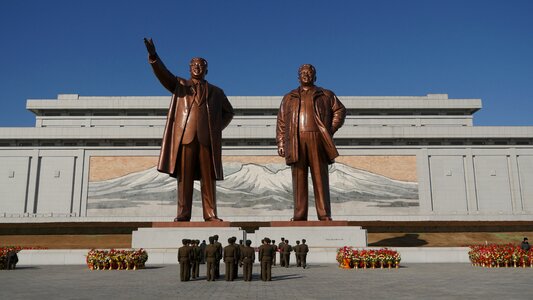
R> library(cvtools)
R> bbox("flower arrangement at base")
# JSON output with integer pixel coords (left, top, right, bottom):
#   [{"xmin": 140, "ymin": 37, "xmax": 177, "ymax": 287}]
[
  {"xmin": 336, "ymin": 247, "xmax": 401, "ymax": 269},
  {"xmin": 336, "ymin": 246, "xmax": 354, "ymax": 269},
  {"xmin": 86, "ymin": 249, "xmax": 148, "ymax": 270},
  {"xmin": 468, "ymin": 244, "xmax": 532, "ymax": 268}
]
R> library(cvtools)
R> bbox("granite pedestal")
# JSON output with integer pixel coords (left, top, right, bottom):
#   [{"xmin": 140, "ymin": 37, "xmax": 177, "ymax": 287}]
[{"xmin": 132, "ymin": 221, "xmax": 367, "ymax": 253}]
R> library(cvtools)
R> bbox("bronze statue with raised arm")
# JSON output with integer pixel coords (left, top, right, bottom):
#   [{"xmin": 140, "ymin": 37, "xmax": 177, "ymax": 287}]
[
  {"xmin": 144, "ymin": 38, "xmax": 234, "ymax": 222},
  {"xmin": 276, "ymin": 64, "xmax": 346, "ymax": 221}
]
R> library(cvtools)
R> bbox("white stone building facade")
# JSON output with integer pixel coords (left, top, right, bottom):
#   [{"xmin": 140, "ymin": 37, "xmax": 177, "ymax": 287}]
[{"xmin": 1, "ymin": 93, "xmax": 532, "ymax": 222}]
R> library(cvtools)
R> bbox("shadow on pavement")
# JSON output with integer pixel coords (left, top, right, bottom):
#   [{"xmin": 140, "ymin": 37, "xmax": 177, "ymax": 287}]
[
  {"xmin": 5, "ymin": 266, "xmax": 41, "ymax": 270},
  {"xmin": 271, "ymin": 274, "xmax": 303, "ymax": 281},
  {"xmin": 143, "ymin": 266, "xmax": 166, "ymax": 270}
]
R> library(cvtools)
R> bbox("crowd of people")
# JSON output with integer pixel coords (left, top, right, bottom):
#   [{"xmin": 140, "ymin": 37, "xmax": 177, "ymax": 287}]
[{"xmin": 177, "ymin": 235, "xmax": 309, "ymax": 282}]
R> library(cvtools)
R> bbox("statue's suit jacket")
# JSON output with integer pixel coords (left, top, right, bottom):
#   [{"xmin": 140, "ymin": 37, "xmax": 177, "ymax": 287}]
[
  {"xmin": 149, "ymin": 55, "xmax": 234, "ymax": 180},
  {"xmin": 276, "ymin": 87, "xmax": 346, "ymax": 165}
]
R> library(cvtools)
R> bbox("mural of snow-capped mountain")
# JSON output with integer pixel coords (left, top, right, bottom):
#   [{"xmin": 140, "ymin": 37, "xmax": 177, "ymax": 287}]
[{"xmin": 87, "ymin": 162, "xmax": 418, "ymax": 216}]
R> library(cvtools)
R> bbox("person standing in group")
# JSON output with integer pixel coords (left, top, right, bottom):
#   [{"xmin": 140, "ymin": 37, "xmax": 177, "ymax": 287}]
[
  {"xmin": 301, "ymin": 239, "xmax": 309, "ymax": 269},
  {"xmin": 199, "ymin": 240, "xmax": 207, "ymax": 264},
  {"xmin": 259, "ymin": 238, "xmax": 275, "ymax": 281},
  {"xmin": 276, "ymin": 64, "xmax": 346, "ymax": 221},
  {"xmin": 190, "ymin": 240, "xmax": 201, "ymax": 279},
  {"xmin": 271, "ymin": 240, "xmax": 278, "ymax": 266},
  {"xmin": 178, "ymin": 239, "xmax": 192, "ymax": 281},
  {"xmin": 204, "ymin": 236, "xmax": 219, "ymax": 281},
  {"xmin": 294, "ymin": 240, "xmax": 302, "ymax": 267},
  {"xmin": 283, "ymin": 239, "xmax": 292, "ymax": 268},
  {"xmin": 240, "ymin": 240, "xmax": 255, "ymax": 281},
  {"xmin": 278, "ymin": 238, "xmax": 285, "ymax": 267},
  {"xmin": 223, "ymin": 238, "xmax": 238, "ymax": 281},
  {"xmin": 144, "ymin": 38, "xmax": 234, "ymax": 222},
  {"xmin": 233, "ymin": 238, "xmax": 242, "ymax": 279},
  {"xmin": 213, "ymin": 235, "xmax": 222, "ymax": 278}
]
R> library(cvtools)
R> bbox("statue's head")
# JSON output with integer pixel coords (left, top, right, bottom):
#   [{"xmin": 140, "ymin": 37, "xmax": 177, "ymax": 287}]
[
  {"xmin": 189, "ymin": 57, "xmax": 208, "ymax": 80},
  {"xmin": 298, "ymin": 64, "xmax": 316, "ymax": 87}
]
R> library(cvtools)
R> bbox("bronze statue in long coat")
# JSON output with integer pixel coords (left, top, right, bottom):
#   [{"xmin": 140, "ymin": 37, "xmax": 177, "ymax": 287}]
[
  {"xmin": 276, "ymin": 64, "xmax": 346, "ymax": 221},
  {"xmin": 144, "ymin": 38, "xmax": 234, "ymax": 221}
]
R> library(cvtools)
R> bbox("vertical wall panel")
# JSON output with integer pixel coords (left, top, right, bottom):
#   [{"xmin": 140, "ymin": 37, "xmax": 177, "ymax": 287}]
[
  {"xmin": 429, "ymin": 156, "xmax": 468, "ymax": 213},
  {"xmin": 36, "ymin": 157, "xmax": 75, "ymax": 214},
  {"xmin": 0, "ymin": 157, "xmax": 30, "ymax": 214},
  {"xmin": 473, "ymin": 156, "xmax": 512, "ymax": 213},
  {"xmin": 518, "ymin": 156, "xmax": 533, "ymax": 211}
]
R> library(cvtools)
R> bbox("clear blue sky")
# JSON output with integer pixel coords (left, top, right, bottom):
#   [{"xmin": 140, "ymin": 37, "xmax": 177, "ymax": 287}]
[{"xmin": 0, "ymin": 0, "xmax": 532, "ymax": 127}]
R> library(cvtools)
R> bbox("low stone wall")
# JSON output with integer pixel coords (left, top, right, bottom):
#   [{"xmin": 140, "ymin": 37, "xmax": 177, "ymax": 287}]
[{"xmin": 16, "ymin": 247, "xmax": 471, "ymax": 266}]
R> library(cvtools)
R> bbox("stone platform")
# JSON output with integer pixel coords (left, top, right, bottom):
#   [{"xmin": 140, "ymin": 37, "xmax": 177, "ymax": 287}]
[{"xmin": 132, "ymin": 221, "xmax": 367, "ymax": 249}]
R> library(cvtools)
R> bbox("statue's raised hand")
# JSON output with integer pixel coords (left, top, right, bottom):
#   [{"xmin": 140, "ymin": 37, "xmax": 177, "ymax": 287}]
[{"xmin": 144, "ymin": 38, "xmax": 156, "ymax": 56}]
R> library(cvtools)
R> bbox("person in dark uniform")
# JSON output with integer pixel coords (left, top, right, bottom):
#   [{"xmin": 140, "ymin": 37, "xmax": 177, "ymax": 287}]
[
  {"xmin": 301, "ymin": 239, "xmax": 309, "ymax": 268},
  {"xmin": 240, "ymin": 240, "xmax": 255, "ymax": 281},
  {"xmin": 205, "ymin": 236, "xmax": 219, "ymax": 281},
  {"xmin": 178, "ymin": 239, "xmax": 192, "ymax": 281},
  {"xmin": 294, "ymin": 240, "xmax": 302, "ymax": 267},
  {"xmin": 199, "ymin": 240, "xmax": 207, "ymax": 264},
  {"xmin": 521, "ymin": 237, "xmax": 530, "ymax": 251},
  {"xmin": 6, "ymin": 250, "xmax": 18, "ymax": 270},
  {"xmin": 191, "ymin": 239, "xmax": 201, "ymax": 279},
  {"xmin": 259, "ymin": 237, "xmax": 275, "ymax": 281},
  {"xmin": 271, "ymin": 240, "xmax": 278, "ymax": 266},
  {"xmin": 259, "ymin": 239, "xmax": 264, "ymax": 279},
  {"xmin": 213, "ymin": 235, "xmax": 222, "ymax": 278},
  {"xmin": 223, "ymin": 238, "xmax": 238, "ymax": 281},
  {"xmin": 278, "ymin": 238, "xmax": 285, "ymax": 267},
  {"xmin": 283, "ymin": 239, "xmax": 292, "ymax": 268},
  {"xmin": 233, "ymin": 238, "xmax": 242, "ymax": 279}
]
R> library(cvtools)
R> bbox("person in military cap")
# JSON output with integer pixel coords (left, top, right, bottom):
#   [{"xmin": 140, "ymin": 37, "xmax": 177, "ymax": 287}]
[
  {"xmin": 6, "ymin": 250, "xmax": 18, "ymax": 270},
  {"xmin": 237, "ymin": 239, "xmax": 245, "ymax": 277},
  {"xmin": 278, "ymin": 238, "xmax": 285, "ymax": 267},
  {"xmin": 232, "ymin": 237, "xmax": 241, "ymax": 279},
  {"xmin": 259, "ymin": 237, "xmax": 275, "ymax": 281},
  {"xmin": 259, "ymin": 239, "xmax": 264, "ymax": 279},
  {"xmin": 223, "ymin": 237, "xmax": 238, "ymax": 281},
  {"xmin": 283, "ymin": 239, "xmax": 292, "ymax": 268},
  {"xmin": 301, "ymin": 239, "xmax": 309, "ymax": 269},
  {"xmin": 190, "ymin": 239, "xmax": 201, "ymax": 279},
  {"xmin": 240, "ymin": 240, "xmax": 255, "ymax": 281},
  {"xmin": 205, "ymin": 236, "xmax": 219, "ymax": 281},
  {"xmin": 213, "ymin": 234, "xmax": 222, "ymax": 278},
  {"xmin": 294, "ymin": 240, "xmax": 302, "ymax": 267},
  {"xmin": 178, "ymin": 239, "xmax": 192, "ymax": 281},
  {"xmin": 271, "ymin": 240, "xmax": 278, "ymax": 266},
  {"xmin": 199, "ymin": 240, "xmax": 207, "ymax": 264}
]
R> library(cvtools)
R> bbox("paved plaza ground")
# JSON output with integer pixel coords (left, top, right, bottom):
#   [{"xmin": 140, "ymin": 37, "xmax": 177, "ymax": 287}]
[{"xmin": 1, "ymin": 263, "xmax": 532, "ymax": 299}]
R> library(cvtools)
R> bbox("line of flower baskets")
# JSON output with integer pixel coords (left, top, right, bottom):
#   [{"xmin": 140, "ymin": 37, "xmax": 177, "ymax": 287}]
[
  {"xmin": 336, "ymin": 246, "xmax": 401, "ymax": 269},
  {"xmin": 469, "ymin": 244, "xmax": 533, "ymax": 268},
  {"xmin": 86, "ymin": 249, "xmax": 148, "ymax": 270},
  {"xmin": 1, "ymin": 246, "xmax": 47, "ymax": 254}
]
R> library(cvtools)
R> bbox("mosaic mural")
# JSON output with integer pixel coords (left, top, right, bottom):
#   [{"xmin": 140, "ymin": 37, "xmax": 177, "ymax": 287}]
[{"xmin": 87, "ymin": 156, "xmax": 419, "ymax": 218}]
